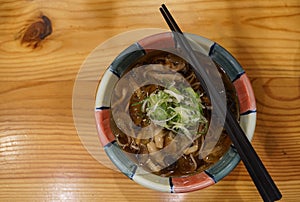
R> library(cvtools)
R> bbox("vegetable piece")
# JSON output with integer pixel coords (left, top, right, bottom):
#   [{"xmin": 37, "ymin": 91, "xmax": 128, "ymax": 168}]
[
  {"xmin": 154, "ymin": 130, "xmax": 165, "ymax": 149},
  {"xmin": 147, "ymin": 141, "xmax": 158, "ymax": 153},
  {"xmin": 184, "ymin": 140, "xmax": 199, "ymax": 155},
  {"xmin": 145, "ymin": 159, "xmax": 162, "ymax": 173}
]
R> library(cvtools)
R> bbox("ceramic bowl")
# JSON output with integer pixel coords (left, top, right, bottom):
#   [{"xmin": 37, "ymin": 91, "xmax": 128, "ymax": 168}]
[{"xmin": 95, "ymin": 32, "xmax": 256, "ymax": 193}]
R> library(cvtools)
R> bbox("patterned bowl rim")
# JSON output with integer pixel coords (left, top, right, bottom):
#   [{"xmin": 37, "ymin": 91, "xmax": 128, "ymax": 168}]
[{"xmin": 94, "ymin": 32, "xmax": 257, "ymax": 193}]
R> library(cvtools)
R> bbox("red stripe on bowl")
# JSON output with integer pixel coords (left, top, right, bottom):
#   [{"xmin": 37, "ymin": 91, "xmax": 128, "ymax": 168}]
[
  {"xmin": 233, "ymin": 74, "xmax": 256, "ymax": 114},
  {"xmin": 138, "ymin": 32, "xmax": 175, "ymax": 53},
  {"xmin": 172, "ymin": 172, "xmax": 215, "ymax": 193},
  {"xmin": 95, "ymin": 110, "xmax": 115, "ymax": 147}
]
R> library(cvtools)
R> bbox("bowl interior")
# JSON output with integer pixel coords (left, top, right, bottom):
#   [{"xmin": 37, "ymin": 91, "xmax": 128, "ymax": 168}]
[{"xmin": 95, "ymin": 32, "xmax": 256, "ymax": 193}]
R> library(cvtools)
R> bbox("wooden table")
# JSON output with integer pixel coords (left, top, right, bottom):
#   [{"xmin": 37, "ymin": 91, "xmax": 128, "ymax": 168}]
[{"xmin": 0, "ymin": 0, "xmax": 299, "ymax": 201}]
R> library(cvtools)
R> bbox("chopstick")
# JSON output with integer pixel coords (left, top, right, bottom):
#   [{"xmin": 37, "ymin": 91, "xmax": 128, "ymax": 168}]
[{"xmin": 160, "ymin": 4, "xmax": 282, "ymax": 202}]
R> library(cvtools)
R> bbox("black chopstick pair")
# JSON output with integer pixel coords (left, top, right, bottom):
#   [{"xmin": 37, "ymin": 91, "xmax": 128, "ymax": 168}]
[{"xmin": 159, "ymin": 4, "xmax": 282, "ymax": 202}]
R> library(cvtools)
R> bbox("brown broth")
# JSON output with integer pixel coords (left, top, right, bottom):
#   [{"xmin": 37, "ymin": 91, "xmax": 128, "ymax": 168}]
[{"xmin": 110, "ymin": 50, "xmax": 239, "ymax": 177}]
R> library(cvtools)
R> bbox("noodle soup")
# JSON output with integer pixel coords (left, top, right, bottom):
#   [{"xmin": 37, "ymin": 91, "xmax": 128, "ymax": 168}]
[{"xmin": 110, "ymin": 50, "xmax": 239, "ymax": 177}]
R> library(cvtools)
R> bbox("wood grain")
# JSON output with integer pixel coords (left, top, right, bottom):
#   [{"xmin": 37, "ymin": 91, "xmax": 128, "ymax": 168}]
[{"xmin": 0, "ymin": 0, "xmax": 299, "ymax": 201}]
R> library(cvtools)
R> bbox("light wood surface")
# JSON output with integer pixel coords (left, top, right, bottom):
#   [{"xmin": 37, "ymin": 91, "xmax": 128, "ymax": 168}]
[{"xmin": 0, "ymin": 0, "xmax": 299, "ymax": 201}]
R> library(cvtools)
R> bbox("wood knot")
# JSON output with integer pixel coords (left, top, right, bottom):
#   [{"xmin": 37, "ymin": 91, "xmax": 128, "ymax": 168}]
[{"xmin": 20, "ymin": 15, "xmax": 52, "ymax": 48}]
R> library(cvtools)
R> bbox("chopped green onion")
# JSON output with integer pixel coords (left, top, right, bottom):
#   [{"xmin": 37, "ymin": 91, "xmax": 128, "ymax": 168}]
[{"xmin": 139, "ymin": 85, "xmax": 208, "ymax": 139}]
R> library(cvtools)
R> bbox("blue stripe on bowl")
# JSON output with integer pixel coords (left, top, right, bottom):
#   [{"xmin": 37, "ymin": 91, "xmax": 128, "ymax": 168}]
[
  {"xmin": 204, "ymin": 170, "xmax": 216, "ymax": 182},
  {"xmin": 209, "ymin": 43, "xmax": 245, "ymax": 82},
  {"xmin": 205, "ymin": 146, "xmax": 241, "ymax": 182},
  {"xmin": 169, "ymin": 177, "xmax": 174, "ymax": 193},
  {"xmin": 95, "ymin": 106, "xmax": 110, "ymax": 111},
  {"xmin": 109, "ymin": 68, "xmax": 122, "ymax": 78},
  {"xmin": 241, "ymin": 110, "xmax": 257, "ymax": 116},
  {"xmin": 104, "ymin": 141, "xmax": 137, "ymax": 179},
  {"xmin": 109, "ymin": 42, "xmax": 145, "ymax": 77}
]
